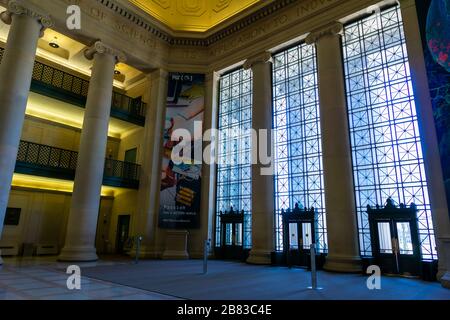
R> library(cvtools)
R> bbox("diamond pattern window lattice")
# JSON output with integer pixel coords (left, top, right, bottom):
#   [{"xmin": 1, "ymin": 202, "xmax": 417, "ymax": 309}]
[
  {"xmin": 216, "ymin": 68, "xmax": 253, "ymax": 249},
  {"xmin": 343, "ymin": 6, "xmax": 436, "ymax": 260},
  {"xmin": 273, "ymin": 43, "xmax": 327, "ymax": 253}
]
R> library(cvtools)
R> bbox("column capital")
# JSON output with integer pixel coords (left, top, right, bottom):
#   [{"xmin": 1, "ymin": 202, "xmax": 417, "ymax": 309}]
[
  {"xmin": 205, "ymin": 71, "xmax": 219, "ymax": 83},
  {"xmin": 146, "ymin": 68, "xmax": 169, "ymax": 82},
  {"xmin": 84, "ymin": 41, "xmax": 127, "ymax": 64},
  {"xmin": 0, "ymin": 0, "xmax": 53, "ymax": 37},
  {"xmin": 305, "ymin": 22, "xmax": 343, "ymax": 44},
  {"xmin": 243, "ymin": 51, "xmax": 272, "ymax": 70}
]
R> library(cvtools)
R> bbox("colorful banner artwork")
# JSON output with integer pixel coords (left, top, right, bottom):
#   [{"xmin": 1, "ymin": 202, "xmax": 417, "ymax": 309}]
[{"xmin": 158, "ymin": 73, "xmax": 205, "ymax": 229}]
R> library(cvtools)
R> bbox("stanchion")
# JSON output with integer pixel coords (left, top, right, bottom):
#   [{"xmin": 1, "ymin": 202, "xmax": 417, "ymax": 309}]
[
  {"xmin": 203, "ymin": 239, "xmax": 211, "ymax": 274},
  {"xmin": 135, "ymin": 236, "xmax": 143, "ymax": 264},
  {"xmin": 308, "ymin": 243, "xmax": 323, "ymax": 290}
]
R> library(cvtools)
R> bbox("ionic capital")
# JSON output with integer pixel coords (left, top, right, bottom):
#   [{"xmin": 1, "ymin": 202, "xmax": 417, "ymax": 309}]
[
  {"xmin": 0, "ymin": 0, "xmax": 53, "ymax": 37},
  {"xmin": 84, "ymin": 41, "xmax": 127, "ymax": 64},
  {"xmin": 305, "ymin": 22, "xmax": 343, "ymax": 44},
  {"xmin": 243, "ymin": 51, "xmax": 272, "ymax": 70}
]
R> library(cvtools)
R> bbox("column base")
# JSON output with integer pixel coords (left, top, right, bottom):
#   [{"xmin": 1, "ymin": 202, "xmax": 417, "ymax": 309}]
[
  {"xmin": 324, "ymin": 254, "xmax": 362, "ymax": 273},
  {"xmin": 247, "ymin": 250, "xmax": 272, "ymax": 265},
  {"xmin": 58, "ymin": 246, "xmax": 98, "ymax": 262},
  {"xmin": 437, "ymin": 266, "xmax": 446, "ymax": 281},
  {"xmin": 162, "ymin": 230, "xmax": 189, "ymax": 260},
  {"xmin": 437, "ymin": 236, "xmax": 450, "ymax": 289},
  {"xmin": 440, "ymin": 272, "xmax": 450, "ymax": 289},
  {"xmin": 130, "ymin": 247, "xmax": 162, "ymax": 259},
  {"xmin": 162, "ymin": 250, "xmax": 189, "ymax": 260}
]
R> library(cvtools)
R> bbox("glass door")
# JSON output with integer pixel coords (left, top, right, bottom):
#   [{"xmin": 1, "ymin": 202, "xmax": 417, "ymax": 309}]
[
  {"xmin": 221, "ymin": 221, "xmax": 244, "ymax": 260},
  {"xmin": 286, "ymin": 222, "xmax": 314, "ymax": 267},
  {"xmin": 372, "ymin": 218, "xmax": 421, "ymax": 276}
]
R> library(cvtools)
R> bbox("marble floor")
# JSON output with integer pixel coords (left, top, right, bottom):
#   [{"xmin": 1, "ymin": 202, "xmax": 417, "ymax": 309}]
[
  {"xmin": 1, "ymin": 256, "xmax": 449, "ymax": 300},
  {"xmin": 0, "ymin": 256, "xmax": 179, "ymax": 300}
]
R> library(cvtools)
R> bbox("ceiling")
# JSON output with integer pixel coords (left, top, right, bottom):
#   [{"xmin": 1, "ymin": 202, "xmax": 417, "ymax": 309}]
[
  {"xmin": 26, "ymin": 92, "xmax": 139, "ymax": 139},
  {"xmin": 12, "ymin": 173, "xmax": 130, "ymax": 197},
  {"xmin": 129, "ymin": 0, "xmax": 265, "ymax": 32}
]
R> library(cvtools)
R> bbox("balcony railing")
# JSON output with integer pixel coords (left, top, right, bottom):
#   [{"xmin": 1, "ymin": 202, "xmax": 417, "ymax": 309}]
[
  {"xmin": 15, "ymin": 140, "xmax": 141, "ymax": 189},
  {"xmin": 0, "ymin": 47, "xmax": 146, "ymax": 126}
]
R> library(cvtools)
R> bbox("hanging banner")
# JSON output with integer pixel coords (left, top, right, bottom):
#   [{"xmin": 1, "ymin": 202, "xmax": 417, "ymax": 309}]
[{"xmin": 158, "ymin": 73, "xmax": 205, "ymax": 229}]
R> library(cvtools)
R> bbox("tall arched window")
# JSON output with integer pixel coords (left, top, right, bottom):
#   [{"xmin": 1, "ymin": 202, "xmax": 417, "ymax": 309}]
[
  {"xmin": 342, "ymin": 5, "xmax": 437, "ymax": 260},
  {"xmin": 215, "ymin": 68, "xmax": 253, "ymax": 249},
  {"xmin": 272, "ymin": 43, "xmax": 327, "ymax": 252}
]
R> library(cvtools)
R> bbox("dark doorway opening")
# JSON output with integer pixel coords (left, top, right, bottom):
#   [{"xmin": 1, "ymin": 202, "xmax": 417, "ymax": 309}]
[{"xmin": 116, "ymin": 215, "xmax": 131, "ymax": 254}]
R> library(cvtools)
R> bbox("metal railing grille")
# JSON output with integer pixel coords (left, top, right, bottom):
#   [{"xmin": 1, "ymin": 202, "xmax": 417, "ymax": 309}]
[
  {"xmin": 0, "ymin": 47, "xmax": 146, "ymax": 119},
  {"xmin": 16, "ymin": 140, "xmax": 141, "ymax": 183}
]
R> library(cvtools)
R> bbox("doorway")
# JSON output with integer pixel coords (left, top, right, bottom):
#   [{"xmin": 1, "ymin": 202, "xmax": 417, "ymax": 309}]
[
  {"xmin": 368, "ymin": 199, "xmax": 421, "ymax": 277},
  {"xmin": 282, "ymin": 204, "xmax": 317, "ymax": 268},
  {"xmin": 116, "ymin": 215, "xmax": 131, "ymax": 254},
  {"xmin": 215, "ymin": 208, "xmax": 248, "ymax": 261},
  {"xmin": 125, "ymin": 148, "xmax": 137, "ymax": 163}
]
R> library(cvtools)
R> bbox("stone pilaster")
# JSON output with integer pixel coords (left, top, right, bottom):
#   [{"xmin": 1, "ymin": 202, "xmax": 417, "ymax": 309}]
[
  {"xmin": 189, "ymin": 71, "xmax": 219, "ymax": 258},
  {"xmin": 306, "ymin": 22, "xmax": 362, "ymax": 272},
  {"xmin": 132, "ymin": 69, "xmax": 168, "ymax": 259},
  {"xmin": 244, "ymin": 52, "xmax": 275, "ymax": 265}
]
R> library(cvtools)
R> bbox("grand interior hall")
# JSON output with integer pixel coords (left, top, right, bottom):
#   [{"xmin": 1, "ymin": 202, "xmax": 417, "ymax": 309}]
[{"xmin": 0, "ymin": 0, "xmax": 449, "ymax": 304}]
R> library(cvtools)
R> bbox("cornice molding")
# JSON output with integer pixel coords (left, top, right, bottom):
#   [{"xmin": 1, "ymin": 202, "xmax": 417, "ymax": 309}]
[
  {"xmin": 84, "ymin": 41, "xmax": 127, "ymax": 63},
  {"xmin": 98, "ymin": 0, "xmax": 299, "ymax": 47},
  {"xmin": 305, "ymin": 21, "xmax": 343, "ymax": 44},
  {"xmin": 205, "ymin": 0, "xmax": 297, "ymax": 46},
  {"xmin": 0, "ymin": 0, "xmax": 53, "ymax": 37}
]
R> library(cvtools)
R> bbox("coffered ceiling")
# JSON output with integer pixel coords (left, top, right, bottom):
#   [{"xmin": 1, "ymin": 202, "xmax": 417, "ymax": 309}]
[{"xmin": 128, "ymin": 0, "xmax": 268, "ymax": 32}]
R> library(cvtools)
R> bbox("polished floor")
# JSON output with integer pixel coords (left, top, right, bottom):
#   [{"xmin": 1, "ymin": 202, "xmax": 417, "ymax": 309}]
[
  {"xmin": 0, "ymin": 256, "xmax": 449, "ymax": 300},
  {"xmin": 0, "ymin": 257, "xmax": 178, "ymax": 300}
]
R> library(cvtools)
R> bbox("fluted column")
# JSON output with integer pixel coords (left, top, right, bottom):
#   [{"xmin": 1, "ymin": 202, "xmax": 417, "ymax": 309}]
[
  {"xmin": 244, "ymin": 52, "xmax": 275, "ymax": 265},
  {"xmin": 59, "ymin": 42, "xmax": 126, "ymax": 262},
  {"xmin": 133, "ymin": 69, "xmax": 168, "ymax": 258},
  {"xmin": 306, "ymin": 23, "xmax": 362, "ymax": 272},
  {"xmin": 0, "ymin": 1, "xmax": 52, "ymax": 265}
]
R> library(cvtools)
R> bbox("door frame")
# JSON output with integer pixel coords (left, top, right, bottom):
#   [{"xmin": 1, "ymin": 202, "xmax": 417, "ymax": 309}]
[
  {"xmin": 368, "ymin": 200, "xmax": 421, "ymax": 276},
  {"xmin": 282, "ymin": 204, "xmax": 317, "ymax": 268}
]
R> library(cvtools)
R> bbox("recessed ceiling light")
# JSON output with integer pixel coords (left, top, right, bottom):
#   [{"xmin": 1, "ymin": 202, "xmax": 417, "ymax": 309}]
[{"xmin": 49, "ymin": 37, "xmax": 60, "ymax": 49}]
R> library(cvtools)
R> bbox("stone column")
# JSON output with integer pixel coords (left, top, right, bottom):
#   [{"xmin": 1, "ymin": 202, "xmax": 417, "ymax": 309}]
[
  {"xmin": 0, "ymin": 1, "xmax": 52, "ymax": 265},
  {"xmin": 399, "ymin": 0, "xmax": 450, "ymax": 288},
  {"xmin": 59, "ymin": 42, "xmax": 126, "ymax": 262},
  {"xmin": 189, "ymin": 71, "xmax": 219, "ymax": 258},
  {"xmin": 244, "ymin": 52, "xmax": 275, "ymax": 265},
  {"xmin": 306, "ymin": 23, "xmax": 362, "ymax": 272},
  {"xmin": 133, "ymin": 69, "xmax": 168, "ymax": 259}
]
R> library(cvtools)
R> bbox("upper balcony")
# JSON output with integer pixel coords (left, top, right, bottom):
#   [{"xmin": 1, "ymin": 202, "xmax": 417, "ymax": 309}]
[
  {"xmin": 15, "ymin": 140, "xmax": 141, "ymax": 189},
  {"xmin": 0, "ymin": 47, "xmax": 146, "ymax": 127}
]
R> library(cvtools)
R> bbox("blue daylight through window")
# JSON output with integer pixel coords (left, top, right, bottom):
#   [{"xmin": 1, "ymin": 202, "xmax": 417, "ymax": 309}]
[
  {"xmin": 342, "ymin": 6, "xmax": 437, "ymax": 259},
  {"xmin": 216, "ymin": 68, "xmax": 253, "ymax": 249},
  {"xmin": 272, "ymin": 43, "xmax": 327, "ymax": 252}
]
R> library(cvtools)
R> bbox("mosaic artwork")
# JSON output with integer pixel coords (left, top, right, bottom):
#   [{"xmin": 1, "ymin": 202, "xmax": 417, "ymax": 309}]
[{"xmin": 417, "ymin": 0, "xmax": 450, "ymax": 211}]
